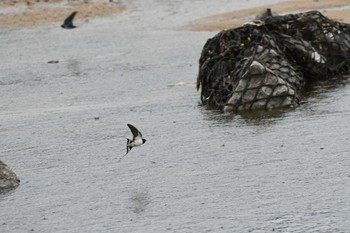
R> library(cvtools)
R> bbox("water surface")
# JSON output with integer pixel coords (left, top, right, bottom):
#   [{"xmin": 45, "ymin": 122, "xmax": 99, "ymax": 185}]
[{"xmin": 1, "ymin": 0, "xmax": 350, "ymax": 232}]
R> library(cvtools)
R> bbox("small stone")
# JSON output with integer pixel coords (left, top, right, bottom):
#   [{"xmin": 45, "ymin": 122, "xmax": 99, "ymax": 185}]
[
  {"xmin": 227, "ymin": 91, "xmax": 242, "ymax": 105},
  {"xmin": 280, "ymin": 67, "xmax": 290, "ymax": 73},
  {"xmin": 277, "ymin": 78, "xmax": 286, "ymax": 85},
  {"xmin": 251, "ymin": 99, "xmax": 267, "ymax": 110},
  {"xmin": 235, "ymin": 79, "xmax": 248, "ymax": 92},
  {"xmin": 270, "ymin": 49, "xmax": 279, "ymax": 56},
  {"xmin": 289, "ymin": 88, "xmax": 295, "ymax": 95},
  {"xmin": 256, "ymin": 46, "xmax": 264, "ymax": 53},
  {"xmin": 282, "ymin": 97, "xmax": 293, "ymax": 106},
  {"xmin": 223, "ymin": 105, "xmax": 233, "ymax": 112},
  {"xmin": 269, "ymin": 63, "xmax": 280, "ymax": 70},
  {"xmin": 249, "ymin": 61, "xmax": 265, "ymax": 75},
  {"xmin": 287, "ymin": 76, "xmax": 300, "ymax": 84},
  {"xmin": 257, "ymin": 86, "xmax": 272, "ymax": 99},
  {"xmin": 273, "ymin": 85, "xmax": 288, "ymax": 96},
  {"xmin": 242, "ymin": 89, "xmax": 258, "ymax": 102},
  {"xmin": 243, "ymin": 103, "xmax": 252, "ymax": 110},
  {"xmin": 247, "ymin": 77, "xmax": 263, "ymax": 89},
  {"xmin": 280, "ymin": 60, "xmax": 289, "ymax": 66},
  {"xmin": 264, "ymin": 74, "xmax": 278, "ymax": 85},
  {"xmin": 266, "ymin": 98, "xmax": 282, "ymax": 109}
]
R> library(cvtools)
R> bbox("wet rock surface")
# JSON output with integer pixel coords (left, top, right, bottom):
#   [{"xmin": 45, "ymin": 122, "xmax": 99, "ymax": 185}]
[
  {"xmin": 0, "ymin": 161, "xmax": 20, "ymax": 190},
  {"xmin": 197, "ymin": 10, "xmax": 350, "ymax": 112}
]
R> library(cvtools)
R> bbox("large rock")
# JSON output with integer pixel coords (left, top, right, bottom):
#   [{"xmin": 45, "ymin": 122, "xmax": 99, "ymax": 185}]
[
  {"xmin": 0, "ymin": 160, "xmax": 20, "ymax": 190},
  {"xmin": 197, "ymin": 10, "xmax": 350, "ymax": 112}
]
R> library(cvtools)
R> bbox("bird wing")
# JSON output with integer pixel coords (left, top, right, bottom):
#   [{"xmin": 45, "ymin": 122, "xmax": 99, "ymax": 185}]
[
  {"xmin": 64, "ymin": 11, "xmax": 77, "ymax": 26},
  {"xmin": 127, "ymin": 124, "xmax": 142, "ymax": 140}
]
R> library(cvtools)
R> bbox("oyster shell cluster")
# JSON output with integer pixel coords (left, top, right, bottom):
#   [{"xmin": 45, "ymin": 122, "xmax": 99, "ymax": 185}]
[{"xmin": 0, "ymin": 160, "xmax": 20, "ymax": 190}]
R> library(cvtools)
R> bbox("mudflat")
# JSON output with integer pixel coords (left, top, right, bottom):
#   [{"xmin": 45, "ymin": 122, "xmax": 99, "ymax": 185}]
[
  {"xmin": 0, "ymin": 0, "xmax": 125, "ymax": 28},
  {"xmin": 182, "ymin": 0, "xmax": 350, "ymax": 31},
  {"xmin": 1, "ymin": 0, "xmax": 349, "ymax": 30}
]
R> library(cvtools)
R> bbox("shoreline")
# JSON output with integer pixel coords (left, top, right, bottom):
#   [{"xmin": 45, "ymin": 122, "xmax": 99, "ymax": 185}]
[
  {"xmin": 1, "ymin": 0, "xmax": 350, "ymax": 30},
  {"xmin": 182, "ymin": 0, "xmax": 350, "ymax": 31},
  {"xmin": 0, "ymin": 0, "xmax": 126, "ymax": 28}
]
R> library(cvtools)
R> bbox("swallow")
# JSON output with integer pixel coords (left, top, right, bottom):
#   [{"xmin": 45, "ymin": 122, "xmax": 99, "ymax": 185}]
[
  {"xmin": 61, "ymin": 11, "xmax": 77, "ymax": 29},
  {"xmin": 118, "ymin": 124, "xmax": 146, "ymax": 162}
]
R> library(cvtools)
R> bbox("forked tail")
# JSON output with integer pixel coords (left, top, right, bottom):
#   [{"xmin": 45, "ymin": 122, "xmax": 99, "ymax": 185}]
[{"xmin": 118, "ymin": 138, "xmax": 132, "ymax": 162}]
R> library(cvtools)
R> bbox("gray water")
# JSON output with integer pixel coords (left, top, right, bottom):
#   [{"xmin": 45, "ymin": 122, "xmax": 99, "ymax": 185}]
[{"xmin": 1, "ymin": 0, "xmax": 350, "ymax": 232}]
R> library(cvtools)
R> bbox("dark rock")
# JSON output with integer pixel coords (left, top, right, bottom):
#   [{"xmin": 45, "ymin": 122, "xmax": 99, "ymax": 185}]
[
  {"xmin": 0, "ymin": 160, "xmax": 20, "ymax": 190},
  {"xmin": 197, "ymin": 11, "xmax": 350, "ymax": 112}
]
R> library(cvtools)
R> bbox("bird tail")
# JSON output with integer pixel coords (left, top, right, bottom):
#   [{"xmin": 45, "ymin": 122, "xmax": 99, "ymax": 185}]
[
  {"xmin": 126, "ymin": 139, "xmax": 133, "ymax": 153},
  {"xmin": 118, "ymin": 138, "xmax": 132, "ymax": 163}
]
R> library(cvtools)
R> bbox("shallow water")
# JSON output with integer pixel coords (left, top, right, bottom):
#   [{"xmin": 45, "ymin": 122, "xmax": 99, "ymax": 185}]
[{"xmin": 1, "ymin": 0, "xmax": 350, "ymax": 232}]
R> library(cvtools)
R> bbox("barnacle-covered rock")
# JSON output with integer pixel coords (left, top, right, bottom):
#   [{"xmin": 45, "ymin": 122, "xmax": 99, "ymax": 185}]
[
  {"xmin": 0, "ymin": 160, "xmax": 20, "ymax": 190},
  {"xmin": 197, "ymin": 10, "xmax": 350, "ymax": 112}
]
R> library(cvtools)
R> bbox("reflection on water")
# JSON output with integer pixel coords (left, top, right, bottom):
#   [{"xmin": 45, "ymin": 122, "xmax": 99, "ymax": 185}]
[
  {"xmin": 129, "ymin": 190, "xmax": 151, "ymax": 214},
  {"xmin": 200, "ymin": 74, "xmax": 350, "ymax": 127},
  {"xmin": 199, "ymin": 104, "xmax": 290, "ymax": 127},
  {"xmin": 66, "ymin": 60, "xmax": 82, "ymax": 77},
  {"xmin": 0, "ymin": 188, "xmax": 16, "ymax": 196},
  {"xmin": 302, "ymin": 75, "xmax": 350, "ymax": 98}
]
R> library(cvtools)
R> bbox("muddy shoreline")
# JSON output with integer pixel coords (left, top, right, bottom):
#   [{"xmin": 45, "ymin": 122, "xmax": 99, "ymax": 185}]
[
  {"xmin": 183, "ymin": 0, "xmax": 350, "ymax": 31},
  {"xmin": 1, "ymin": 0, "xmax": 350, "ymax": 29},
  {"xmin": 0, "ymin": 0, "xmax": 125, "ymax": 28}
]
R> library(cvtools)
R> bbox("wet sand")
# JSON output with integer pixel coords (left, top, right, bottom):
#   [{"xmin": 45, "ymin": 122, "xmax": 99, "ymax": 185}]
[
  {"xmin": 183, "ymin": 0, "xmax": 350, "ymax": 31},
  {"xmin": 1, "ymin": 0, "xmax": 350, "ymax": 29},
  {"xmin": 0, "ymin": 0, "xmax": 125, "ymax": 28}
]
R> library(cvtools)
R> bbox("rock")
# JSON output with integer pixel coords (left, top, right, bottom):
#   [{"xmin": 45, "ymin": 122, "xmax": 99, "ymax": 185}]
[
  {"xmin": 257, "ymin": 86, "xmax": 273, "ymax": 99},
  {"xmin": 252, "ymin": 99, "xmax": 267, "ymax": 109},
  {"xmin": 197, "ymin": 11, "xmax": 350, "ymax": 112},
  {"xmin": 249, "ymin": 61, "xmax": 265, "ymax": 75},
  {"xmin": 272, "ymin": 85, "xmax": 289, "ymax": 96},
  {"xmin": 0, "ymin": 160, "xmax": 20, "ymax": 190},
  {"xmin": 242, "ymin": 89, "xmax": 257, "ymax": 102}
]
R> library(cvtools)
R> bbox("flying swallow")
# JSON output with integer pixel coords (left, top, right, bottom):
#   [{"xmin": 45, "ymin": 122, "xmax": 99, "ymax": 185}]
[
  {"xmin": 118, "ymin": 124, "xmax": 146, "ymax": 162},
  {"xmin": 61, "ymin": 11, "xmax": 77, "ymax": 29}
]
